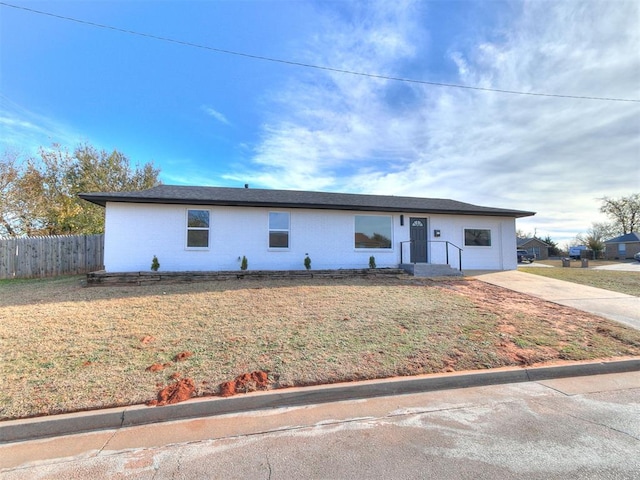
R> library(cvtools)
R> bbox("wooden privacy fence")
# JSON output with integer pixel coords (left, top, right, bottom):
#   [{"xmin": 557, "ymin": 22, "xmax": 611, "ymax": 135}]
[{"xmin": 0, "ymin": 234, "xmax": 104, "ymax": 279}]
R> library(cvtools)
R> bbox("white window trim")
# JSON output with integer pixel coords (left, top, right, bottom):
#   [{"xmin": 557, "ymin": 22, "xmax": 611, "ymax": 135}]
[
  {"xmin": 268, "ymin": 211, "xmax": 290, "ymax": 251},
  {"xmin": 463, "ymin": 227, "xmax": 492, "ymax": 248},
  {"xmin": 354, "ymin": 214, "xmax": 394, "ymax": 250},
  {"xmin": 185, "ymin": 208, "xmax": 211, "ymax": 250}
]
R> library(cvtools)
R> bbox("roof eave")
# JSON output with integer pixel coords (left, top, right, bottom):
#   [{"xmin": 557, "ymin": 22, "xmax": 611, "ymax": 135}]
[{"xmin": 78, "ymin": 194, "xmax": 535, "ymax": 218}]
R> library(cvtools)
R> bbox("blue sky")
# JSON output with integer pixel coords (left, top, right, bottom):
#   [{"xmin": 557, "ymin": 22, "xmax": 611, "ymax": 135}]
[{"xmin": 1, "ymin": 0, "xmax": 638, "ymax": 245}]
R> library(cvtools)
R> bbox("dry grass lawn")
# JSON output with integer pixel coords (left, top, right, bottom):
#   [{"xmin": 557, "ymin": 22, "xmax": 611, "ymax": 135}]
[
  {"xmin": 520, "ymin": 265, "xmax": 640, "ymax": 296},
  {"xmin": 1, "ymin": 275, "xmax": 640, "ymax": 420}
]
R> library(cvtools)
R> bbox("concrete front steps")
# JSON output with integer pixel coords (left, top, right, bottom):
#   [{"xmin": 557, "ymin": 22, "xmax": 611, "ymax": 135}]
[{"xmin": 400, "ymin": 263, "xmax": 463, "ymax": 277}]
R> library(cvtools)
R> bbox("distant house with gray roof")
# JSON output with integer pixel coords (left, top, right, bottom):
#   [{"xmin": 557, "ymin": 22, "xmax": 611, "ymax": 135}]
[
  {"xmin": 517, "ymin": 237, "xmax": 551, "ymax": 260},
  {"xmin": 604, "ymin": 232, "xmax": 640, "ymax": 260}
]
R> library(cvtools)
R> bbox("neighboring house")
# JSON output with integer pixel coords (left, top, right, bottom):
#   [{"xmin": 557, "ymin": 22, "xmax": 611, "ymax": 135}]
[
  {"xmin": 604, "ymin": 232, "xmax": 640, "ymax": 260},
  {"xmin": 79, "ymin": 185, "xmax": 535, "ymax": 273},
  {"xmin": 517, "ymin": 237, "xmax": 551, "ymax": 260}
]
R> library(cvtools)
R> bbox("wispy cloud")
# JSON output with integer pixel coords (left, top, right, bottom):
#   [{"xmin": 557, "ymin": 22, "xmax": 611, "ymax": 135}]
[
  {"xmin": 201, "ymin": 105, "xmax": 231, "ymax": 126},
  {"xmin": 0, "ymin": 95, "xmax": 86, "ymax": 157},
  {"xmin": 237, "ymin": 0, "xmax": 640, "ymax": 243}
]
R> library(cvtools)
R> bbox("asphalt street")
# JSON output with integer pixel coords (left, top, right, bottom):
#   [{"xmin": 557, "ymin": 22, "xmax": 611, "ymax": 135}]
[{"xmin": 2, "ymin": 371, "xmax": 639, "ymax": 479}]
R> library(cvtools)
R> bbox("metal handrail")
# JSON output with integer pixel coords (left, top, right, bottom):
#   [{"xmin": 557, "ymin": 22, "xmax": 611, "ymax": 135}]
[
  {"xmin": 399, "ymin": 241, "xmax": 412, "ymax": 264},
  {"xmin": 399, "ymin": 240, "xmax": 463, "ymax": 271}
]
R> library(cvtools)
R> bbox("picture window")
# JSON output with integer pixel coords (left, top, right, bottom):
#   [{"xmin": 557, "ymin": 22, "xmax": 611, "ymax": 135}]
[
  {"xmin": 464, "ymin": 228, "xmax": 491, "ymax": 247},
  {"xmin": 355, "ymin": 215, "xmax": 392, "ymax": 249}
]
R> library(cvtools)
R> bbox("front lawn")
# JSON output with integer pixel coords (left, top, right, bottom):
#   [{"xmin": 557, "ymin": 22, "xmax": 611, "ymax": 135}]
[{"xmin": 1, "ymin": 275, "xmax": 639, "ymax": 420}]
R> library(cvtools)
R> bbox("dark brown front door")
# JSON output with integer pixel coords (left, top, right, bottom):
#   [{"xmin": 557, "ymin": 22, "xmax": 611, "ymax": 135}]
[{"xmin": 410, "ymin": 218, "xmax": 428, "ymax": 263}]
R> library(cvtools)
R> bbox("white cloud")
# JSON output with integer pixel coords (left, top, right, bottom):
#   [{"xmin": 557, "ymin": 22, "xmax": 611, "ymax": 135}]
[
  {"xmin": 201, "ymin": 105, "xmax": 231, "ymax": 126},
  {"xmin": 238, "ymin": 0, "xmax": 639, "ymax": 244},
  {"xmin": 0, "ymin": 96, "xmax": 85, "ymax": 156}
]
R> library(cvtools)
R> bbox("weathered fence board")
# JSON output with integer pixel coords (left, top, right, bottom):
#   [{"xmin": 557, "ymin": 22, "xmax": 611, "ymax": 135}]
[{"xmin": 0, "ymin": 235, "xmax": 104, "ymax": 279}]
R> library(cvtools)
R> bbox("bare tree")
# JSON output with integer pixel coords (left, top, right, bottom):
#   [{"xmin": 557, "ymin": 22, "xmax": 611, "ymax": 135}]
[{"xmin": 600, "ymin": 194, "xmax": 639, "ymax": 234}]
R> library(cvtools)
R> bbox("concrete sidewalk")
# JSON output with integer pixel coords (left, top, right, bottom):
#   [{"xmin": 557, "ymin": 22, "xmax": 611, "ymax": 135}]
[
  {"xmin": 472, "ymin": 270, "xmax": 640, "ymax": 330},
  {"xmin": 2, "ymin": 369, "xmax": 639, "ymax": 478}
]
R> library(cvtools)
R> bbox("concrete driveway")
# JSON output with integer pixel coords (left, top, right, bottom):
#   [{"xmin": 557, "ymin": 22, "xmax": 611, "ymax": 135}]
[
  {"xmin": 592, "ymin": 261, "xmax": 640, "ymax": 272},
  {"xmin": 472, "ymin": 270, "xmax": 640, "ymax": 331},
  {"xmin": 516, "ymin": 262, "xmax": 553, "ymax": 267}
]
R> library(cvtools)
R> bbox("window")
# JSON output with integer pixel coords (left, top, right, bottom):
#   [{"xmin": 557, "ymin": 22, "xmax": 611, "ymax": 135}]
[
  {"xmin": 187, "ymin": 209, "xmax": 210, "ymax": 248},
  {"xmin": 355, "ymin": 215, "xmax": 392, "ymax": 249},
  {"xmin": 269, "ymin": 212, "xmax": 290, "ymax": 248},
  {"xmin": 464, "ymin": 228, "xmax": 491, "ymax": 247}
]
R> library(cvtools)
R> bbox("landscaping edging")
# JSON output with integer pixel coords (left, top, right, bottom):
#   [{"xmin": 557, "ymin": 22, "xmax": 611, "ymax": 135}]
[
  {"xmin": 1, "ymin": 358, "xmax": 638, "ymax": 443},
  {"xmin": 85, "ymin": 268, "xmax": 409, "ymax": 286}
]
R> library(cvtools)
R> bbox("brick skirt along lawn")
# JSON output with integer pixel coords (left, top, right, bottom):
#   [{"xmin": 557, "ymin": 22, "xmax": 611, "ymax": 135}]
[{"xmin": 1, "ymin": 275, "xmax": 640, "ymax": 420}]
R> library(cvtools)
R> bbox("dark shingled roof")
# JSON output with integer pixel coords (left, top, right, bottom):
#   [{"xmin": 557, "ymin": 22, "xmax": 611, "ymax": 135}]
[
  {"xmin": 517, "ymin": 237, "xmax": 550, "ymax": 247},
  {"xmin": 604, "ymin": 232, "xmax": 640, "ymax": 243},
  {"xmin": 79, "ymin": 185, "xmax": 535, "ymax": 218}
]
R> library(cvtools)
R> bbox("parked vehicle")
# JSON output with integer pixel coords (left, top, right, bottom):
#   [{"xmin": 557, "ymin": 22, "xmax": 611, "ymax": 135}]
[
  {"xmin": 517, "ymin": 249, "xmax": 535, "ymax": 263},
  {"xmin": 634, "ymin": 252, "xmax": 640, "ymax": 263}
]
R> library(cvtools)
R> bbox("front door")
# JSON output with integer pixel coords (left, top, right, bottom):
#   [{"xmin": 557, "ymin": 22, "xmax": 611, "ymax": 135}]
[{"xmin": 410, "ymin": 217, "xmax": 428, "ymax": 263}]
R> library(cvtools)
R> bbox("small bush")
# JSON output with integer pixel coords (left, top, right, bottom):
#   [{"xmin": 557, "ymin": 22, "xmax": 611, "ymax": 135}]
[
  {"xmin": 150, "ymin": 255, "xmax": 160, "ymax": 272},
  {"xmin": 304, "ymin": 254, "xmax": 312, "ymax": 270},
  {"xmin": 369, "ymin": 256, "xmax": 376, "ymax": 269},
  {"xmin": 240, "ymin": 255, "xmax": 248, "ymax": 271}
]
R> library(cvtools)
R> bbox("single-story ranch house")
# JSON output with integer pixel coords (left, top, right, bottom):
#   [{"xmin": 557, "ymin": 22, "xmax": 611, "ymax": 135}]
[
  {"xmin": 604, "ymin": 232, "xmax": 640, "ymax": 260},
  {"xmin": 79, "ymin": 185, "xmax": 535, "ymax": 274},
  {"xmin": 517, "ymin": 237, "xmax": 551, "ymax": 260}
]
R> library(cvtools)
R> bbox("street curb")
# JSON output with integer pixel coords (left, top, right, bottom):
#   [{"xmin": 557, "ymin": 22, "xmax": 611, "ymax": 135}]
[{"xmin": 1, "ymin": 358, "xmax": 639, "ymax": 444}]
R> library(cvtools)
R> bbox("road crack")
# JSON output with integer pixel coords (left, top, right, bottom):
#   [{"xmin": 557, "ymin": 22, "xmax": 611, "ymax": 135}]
[
  {"xmin": 96, "ymin": 410, "xmax": 126, "ymax": 455},
  {"xmin": 566, "ymin": 413, "xmax": 640, "ymax": 441},
  {"xmin": 266, "ymin": 453, "xmax": 273, "ymax": 480}
]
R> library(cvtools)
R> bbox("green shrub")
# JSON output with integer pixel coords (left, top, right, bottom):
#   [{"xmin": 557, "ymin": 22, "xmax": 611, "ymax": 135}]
[
  {"xmin": 304, "ymin": 254, "xmax": 311, "ymax": 270},
  {"xmin": 369, "ymin": 256, "xmax": 376, "ymax": 269},
  {"xmin": 240, "ymin": 255, "xmax": 248, "ymax": 271},
  {"xmin": 150, "ymin": 255, "xmax": 160, "ymax": 272}
]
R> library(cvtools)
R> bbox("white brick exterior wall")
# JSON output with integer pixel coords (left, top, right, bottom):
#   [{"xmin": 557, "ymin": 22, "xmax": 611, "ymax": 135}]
[{"xmin": 103, "ymin": 202, "xmax": 517, "ymax": 272}]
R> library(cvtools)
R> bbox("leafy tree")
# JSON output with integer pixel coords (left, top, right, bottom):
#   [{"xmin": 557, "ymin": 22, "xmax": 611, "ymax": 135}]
[
  {"xmin": 19, "ymin": 145, "xmax": 79, "ymax": 235},
  {"xmin": 600, "ymin": 194, "xmax": 639, "ymax": 234},
  {"xmin": 67, "ymin": 144, "xmax": 160, "ymax": 233},
  {"xmin": 540, "ymin": 235, "xmax": 561, "ymax": 256},
  {"xmin": 0, "ymin": 151, "xmax": 20, "ymax": 236},
  {"xmin": 576, "ymin": 223, "xmax": 611, "ymax": 259},
  {"xmin": 0, "ymin": 143, "xmax": 160, "ymax": 236}
]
